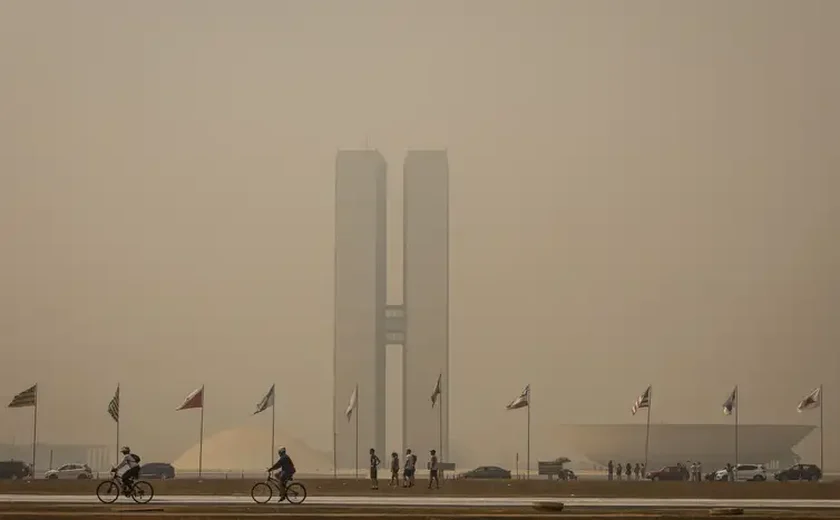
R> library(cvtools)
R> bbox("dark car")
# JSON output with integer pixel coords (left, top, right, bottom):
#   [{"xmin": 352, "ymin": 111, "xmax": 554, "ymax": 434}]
[
  {"xmin": 558, "ymin": 468, "xmax": 578, "ymax": 481},
  {"xmin": 774, "ymin": 464, "xmax": 821, "ymax": 482},
  {"xmin": 647, "ymin": 465, "xmax": 689, "ymax": 481},
  {"xmin": 139, "ymin": 462, "xmax": 175, "ymax": 480},
  {"xmin": 458, "ymin": 466, "xmax": 512, "ymax": 479},
  {"xmin": 0, "ymin": 460, "xmax": 32, "ymax": 480}
]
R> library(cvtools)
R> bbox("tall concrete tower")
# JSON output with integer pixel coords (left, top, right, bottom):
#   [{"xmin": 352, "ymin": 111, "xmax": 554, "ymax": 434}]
[
  {"xmin": 402, "ymin": 150, "xmax": 450, "ymax": 460},
  {"xmin": 333, "ymin": 150, "xmax": 388, "ymax": 471},
  {"xmin": 333, "ymin": 149, "xmax": 449, "ymax": 471}
]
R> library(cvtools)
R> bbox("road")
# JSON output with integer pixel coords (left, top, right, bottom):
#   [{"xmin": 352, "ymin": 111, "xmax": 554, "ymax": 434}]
[{"xmin": 2, "ymin": 494, "xmax": 840, "ymax": 509}]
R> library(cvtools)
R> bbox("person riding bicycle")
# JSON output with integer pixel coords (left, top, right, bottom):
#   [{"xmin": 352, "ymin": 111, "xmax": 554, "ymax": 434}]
[
  {"xmin": 267, "ymin": 447, "xmax": 296, "ymax": 500},
  {"xmin": 112, "ymin": 446, "xmax": 141, "ymax": 492}
]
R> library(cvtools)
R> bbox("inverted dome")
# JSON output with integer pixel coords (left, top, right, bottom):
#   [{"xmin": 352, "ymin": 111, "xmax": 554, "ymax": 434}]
[{"xmin": 173, "ymin": 424, "xmax": 332, "ymax": 473}]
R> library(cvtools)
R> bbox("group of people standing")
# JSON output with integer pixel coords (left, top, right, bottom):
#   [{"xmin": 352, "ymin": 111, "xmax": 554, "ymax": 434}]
[
  {"xmin": 369, "ymin": 448, "xmax": 440, "ymax": 490},
  {"xmin": 607, "ymin": 460, "xmax": 646, "ymax": 480}
]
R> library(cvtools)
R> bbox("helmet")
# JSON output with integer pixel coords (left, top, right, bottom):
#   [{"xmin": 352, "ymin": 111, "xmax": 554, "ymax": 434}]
[
  {"xmin": 278, "ymin": 447, "xmax": 286, "ymax": 456},
  {"xmin": 430, "ymin": 449, "xmax": 436, "ymax": 455},
  {"xmin": 120, "ymin": 446, "xmax": 130, "ymax": 454}
]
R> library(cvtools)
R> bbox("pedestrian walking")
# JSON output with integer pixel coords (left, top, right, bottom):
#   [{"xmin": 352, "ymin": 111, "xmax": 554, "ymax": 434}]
[{"xmin": 427, "ymin": 449, "xmax": 440, "ymax": 489}]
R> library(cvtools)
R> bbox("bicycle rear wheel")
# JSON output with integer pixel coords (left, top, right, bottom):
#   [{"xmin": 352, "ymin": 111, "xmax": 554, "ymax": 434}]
[
  {"xmin": 250, "ymin": 481, "xmax": 273, "ymax": 504},
  {"xmin": 96, "ymin": 480, "xmax": 120, "ymax": 504},
  {"xmin": 131, "ymin": 480, "xmax": 154, "ymax": 504},
  {"xmin": 285, "ymin": 482, "xmax": 307, "ymax": 504}
]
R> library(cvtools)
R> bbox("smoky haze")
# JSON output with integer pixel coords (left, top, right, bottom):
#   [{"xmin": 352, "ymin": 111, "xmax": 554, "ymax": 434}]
[{"xmin": 1, "ymin": 0, "xmax": 839, "ymax": 469}]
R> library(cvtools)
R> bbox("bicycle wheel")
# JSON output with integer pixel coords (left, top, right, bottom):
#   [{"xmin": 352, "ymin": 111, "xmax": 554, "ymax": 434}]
[
  {"xmin": 250, "ymin": 481, "xmax": 273, "ymax": 504},
  {"xmin": 96, "ymin": 480, "xmax": 120, "ymax": 504},
  {"xmin": 131, "ymin": 480, "xmax": 154, "ymax": 504},
  {"xmin": 285, "ymin": 482, "xmax": 307, "ymax": 505}
]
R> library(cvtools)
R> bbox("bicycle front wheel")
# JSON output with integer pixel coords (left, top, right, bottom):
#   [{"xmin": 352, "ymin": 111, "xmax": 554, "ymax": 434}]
[
  {"xmin": 96, "ymin": 480, "xmax": 120, "ymax": 504},
  {"xmin": 285, "ymin": 482, "xmax": 307, "ymax": 504},
  {"xmin": 250, "ymin": 481, "xmax": 273, "ymax": 504},
  {"xmin": 131, "ymin": 480, "xmax": 154, "ymax": 504}
]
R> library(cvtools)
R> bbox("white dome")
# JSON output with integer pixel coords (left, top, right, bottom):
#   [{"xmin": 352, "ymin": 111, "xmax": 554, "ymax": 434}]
[{"xmin": 173, "ymin": 425, "xmax": 332, "ymax": 473}]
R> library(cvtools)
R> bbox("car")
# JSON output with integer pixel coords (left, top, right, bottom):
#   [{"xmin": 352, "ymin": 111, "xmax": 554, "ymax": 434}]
[
  {"xmin": 713, "ymin": 464, "xmax": 766, "ymax": 482},
  {"xmin": 558, "ymin": 468, "xmax": 578, "ymax": 481},
  {"xmin": 646, "ymin": 465, "xmax": 689, "ymax": 481},
  {"xmin": 44, "ymin": 463, "xmax": 93, "ymax": 480},
  {"xmin": 774, "ymin": 464, "xmax": 821, "ymax": 482},
  {"xmin": 139, "ymin": 462, "xmax": 176, "ymax": 480},
  {"xmin": 0, "ymin": 460, "xmax": 32, "ymax": 480},
  {"xmin": 458, "ymin": 466, "xmax": 512, "ymax": 479}
]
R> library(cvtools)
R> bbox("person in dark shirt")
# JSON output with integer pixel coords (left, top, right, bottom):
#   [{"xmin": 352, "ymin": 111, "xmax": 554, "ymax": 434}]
[
  {"xmin": 369, "ymin": 448, "xmax": 380, "ymax": 490},
  {"xmin": 427, "ymin": 449, "xmax": 440, "ymax": 489},
  {"xmin": 266, "ymin": 447, "xmax": 296, "ymax": 502},
  {"xmin": 389, "ymin": 452, "xmax": 400, "ymax": 487},
  {"xmin": 625, "ymin": 463, "xmax": 632, "ymax": 480},
  {"xmin": 607, "ymin": 460, "xmax": 614, "ymax": 481}
]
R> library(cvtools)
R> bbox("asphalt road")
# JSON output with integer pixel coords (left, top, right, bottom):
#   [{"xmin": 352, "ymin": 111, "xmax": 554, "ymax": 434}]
[{"xmin": 2, "ymin": 494, "xmax": 840, "ymax": 509}]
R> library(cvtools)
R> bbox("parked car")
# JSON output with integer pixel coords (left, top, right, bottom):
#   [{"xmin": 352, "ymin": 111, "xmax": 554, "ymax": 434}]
[
  {"xmin": 44, "ymin": 463, "xmax": 93, "ymax": 480},
  {"xmin": 713, "ymin": 464, "xmax": 766, "ymax": 482},
  {"xmin": 646, "ymin": 465, "xmax": 689, "ymax": 481},
  {"xmin": 0, "ymin": 460, "xmax": 32, "ymax": 480},
  {"xmin": 139, "ymin": 462, "xmax": 175, "ymax": 480},
  {"xmin": 458, "ymin": 466, "xmax": 511, "ymax": 479},
  {"xmin": 774, "ymin": 464, "xmax": 821, "ymax": 482}
]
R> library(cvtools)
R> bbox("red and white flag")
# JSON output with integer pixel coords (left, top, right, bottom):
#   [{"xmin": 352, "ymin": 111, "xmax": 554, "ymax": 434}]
[{"xmin": 177, "ymin": 386, "xmax": 204, "ymax": 411}]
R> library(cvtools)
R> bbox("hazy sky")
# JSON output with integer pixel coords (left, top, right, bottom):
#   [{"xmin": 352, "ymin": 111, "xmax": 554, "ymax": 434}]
[{"xmin": 1, "ymin": 0, "xmax": 839, "ymax": 469}]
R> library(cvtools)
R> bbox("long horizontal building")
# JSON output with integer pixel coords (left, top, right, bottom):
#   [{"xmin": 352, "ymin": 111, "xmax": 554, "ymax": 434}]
[{"xmin": 556, "ymin": 424, "xmax": 815, "ymax": 470}]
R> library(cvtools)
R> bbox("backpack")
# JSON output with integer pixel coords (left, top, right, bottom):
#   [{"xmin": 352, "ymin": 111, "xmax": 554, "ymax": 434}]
[{"xmin": 131, "ymin": 454, "xmax": 141, "ymax": 463}]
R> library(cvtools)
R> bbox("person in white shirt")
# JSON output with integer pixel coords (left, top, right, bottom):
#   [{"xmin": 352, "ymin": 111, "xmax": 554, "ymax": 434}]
[{"xmin": 113, "ymin": 446, "xmax": 141, "ymax": 489}]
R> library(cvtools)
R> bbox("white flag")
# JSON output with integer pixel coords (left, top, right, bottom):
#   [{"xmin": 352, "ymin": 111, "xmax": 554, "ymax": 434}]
[
  {"xmin": 253, "ymin": 384, "xmax": 275, "ymax": 415},
  {"xmin": 345, "ymin": 385, "xmax": 358, "ymax": 422},
  {"xmin": 506, "ymin": 385, "xmax": 530, "ymax": 410},
  {"xmin": 722, "ymin": 386, "xmax": 737, "ymax": 416},
  {"xmin": 431, "ymin": 374, "xmax": 442, "ymax": 408},
  {"xmin": 797, "ymin": 387, "xmax": 821, "ymax": 412}
]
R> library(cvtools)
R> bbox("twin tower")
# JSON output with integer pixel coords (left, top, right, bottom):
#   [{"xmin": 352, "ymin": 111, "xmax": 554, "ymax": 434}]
[{"xmin": 333, "ymin": 149, "xmax": 450, "ymax": 470}]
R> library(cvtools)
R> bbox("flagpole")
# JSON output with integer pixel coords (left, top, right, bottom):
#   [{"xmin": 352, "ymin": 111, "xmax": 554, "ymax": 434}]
[
  {"xmin": 116, "ymin": 384, "xmax": 120, "ymax": 465},
  {"xmin": 198, "ymin": 386, "xmax": 204, "ymax": 479},
  {"xmin": 526, "ymin": 389, "xmax": 531, "ymax": 480},
  {"xmin": 438, "ymin": 371, "xmax": 443, "ymax": 461},
  {"xmin": 644, "ymin": 385, "xmax": 652, "ymax": 472},
  {"xmin": 32, "ymin": 387, "xmax": 38, "ymax": 476},
  {"xmin": 819, "ymin": 384, "xmax": 824, "ymax": 472},
  {"xmin": 354, "ymin": 383, "xmax": 359, "ymax": 480},
  {"xmin": 734, "ymin": 385, "xmax": 739, "ymax": 473},
  {"xmin": 271, "ymin": 386, "xmax": 276, "ymax": 467}
]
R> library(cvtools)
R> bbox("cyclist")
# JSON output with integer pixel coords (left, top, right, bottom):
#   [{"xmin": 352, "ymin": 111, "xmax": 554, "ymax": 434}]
[
  {"xmin": 267, "ymin": 447, "xmax": 296, "ymax": 501},
  {"xmin": 113, "ymin": 446, "xmax": 141, "ymax": 493}
]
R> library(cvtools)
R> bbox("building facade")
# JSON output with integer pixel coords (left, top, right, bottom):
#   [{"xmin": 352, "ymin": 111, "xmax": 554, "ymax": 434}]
[
  {"xmin": 333, "ymin": 150, "xmax": 388, "ymax": 471},
  {"xmin": 333, "ymin": 149, "xmax": 450, "ymax": 471}
]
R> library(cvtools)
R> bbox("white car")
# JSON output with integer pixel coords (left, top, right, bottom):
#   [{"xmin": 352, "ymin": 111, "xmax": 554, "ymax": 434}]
[
  {"xmin": 714, "ymin": 463, "xmax": 767, "ymax": 482},
  {"xmin": 45, "ymin": 463, "xmax": 93, "ymax": 480}
]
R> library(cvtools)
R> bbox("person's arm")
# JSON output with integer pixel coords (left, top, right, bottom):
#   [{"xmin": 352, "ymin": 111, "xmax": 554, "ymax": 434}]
[{"xmin": 268, "ymin": 459, "xmax": 282, "ymax": 472}]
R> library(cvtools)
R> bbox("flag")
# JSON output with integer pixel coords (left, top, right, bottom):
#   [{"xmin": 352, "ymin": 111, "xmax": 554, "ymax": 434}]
[
  {"xmin": 253, "ymin": 384, "xmax": 275, "ymax": 415},
  {"xmin": 431, "ymin": 374, "xmax": 442, "ymax": 408},
  {"xmin": 177, "ymin": 386, "xmax": 204, "ymax": 411},
  {"xmin": 632, "ymin": 386, "xmax": 651, "ymax": 415},
  {"xmin": 722, "ymin": 386, "xmax": 737, "ymax": 416},
  {"xmin": 345, "ymin": 385, "xmax": 358, "ymax": 422},
  {"xmin": 506, "ymin": 385, "xmax": 530, "ymax": 410},
  {"xmin": 108, "ymin": 385, "xmax": 120, "ymax": 422},
  {"xmin": 797, "ymin": 387, "xmax": 821, "ymax": 412},
  {"xmin": 7, "ymin": 384, "xmax": 37, "ymax": 408}
]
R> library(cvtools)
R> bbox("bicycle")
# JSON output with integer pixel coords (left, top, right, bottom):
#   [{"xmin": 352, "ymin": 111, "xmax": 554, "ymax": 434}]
[
  {"xmin": 250, "ymin": 473, "xmax": 307, "ymax": 504},
  {"xmin": 96, "ymin": 470, "xmax": 155, "ymax": 504}
]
